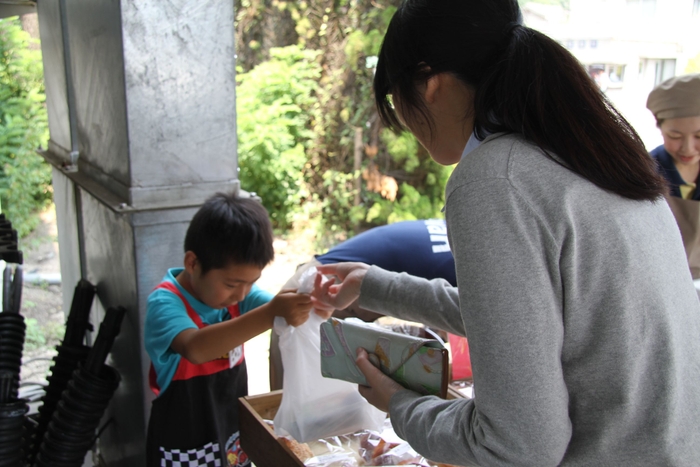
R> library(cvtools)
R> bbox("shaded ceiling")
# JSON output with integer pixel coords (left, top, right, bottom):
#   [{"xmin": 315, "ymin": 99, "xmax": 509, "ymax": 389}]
[{"xmin": 0, "ymin": 0, "xmax": 35, "ymax": 19}]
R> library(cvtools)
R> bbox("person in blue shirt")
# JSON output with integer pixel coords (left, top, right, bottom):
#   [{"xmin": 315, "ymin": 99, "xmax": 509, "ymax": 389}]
[
  {"xmin": 317, "ymin": 219, "xmax": 456, "ymax": 288},
  {"xmin": 269, "ymin": 219, "xmax": 456, "ymax": 390},
  {"xmin": 144, "ymin": 192, "xmax": 314, "ymax": 467}
]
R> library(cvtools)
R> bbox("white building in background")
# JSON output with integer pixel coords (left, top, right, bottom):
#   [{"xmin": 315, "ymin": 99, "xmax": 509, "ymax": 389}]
[{"xmin": 523, "ymin": 0, "xmax": 700, "ymax": 150}]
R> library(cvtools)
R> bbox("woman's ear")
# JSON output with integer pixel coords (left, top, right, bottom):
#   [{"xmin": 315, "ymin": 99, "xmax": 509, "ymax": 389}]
[{"xmin": 424, "ymin": 74, "xmax": 442, "ymax": 105}]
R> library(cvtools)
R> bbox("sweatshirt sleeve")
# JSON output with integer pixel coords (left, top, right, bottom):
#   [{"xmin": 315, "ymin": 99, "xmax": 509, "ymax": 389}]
[
  {"xmin": 359, "ymin": 267, "xmax": 464, "ymax": 336},
  {"xmin": 365, "ymin": 179, "xmax": 573, "ymax": 467}
]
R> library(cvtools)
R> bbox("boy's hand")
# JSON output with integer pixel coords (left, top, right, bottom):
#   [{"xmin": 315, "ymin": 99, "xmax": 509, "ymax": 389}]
[{"xmin": 270, "ymin": 290, "xmax": 313, "ymax": 327}]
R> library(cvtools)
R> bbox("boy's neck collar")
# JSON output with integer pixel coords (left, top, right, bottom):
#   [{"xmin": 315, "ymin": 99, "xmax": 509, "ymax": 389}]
[{"xmin": 175, "ymin": 269, "xmax": 197, "ymax": 299}]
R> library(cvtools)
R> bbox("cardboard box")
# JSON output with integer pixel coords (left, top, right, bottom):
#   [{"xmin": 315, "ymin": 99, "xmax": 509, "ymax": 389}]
[{"xmin": 239, "ymin": 387, "xmax": 466, "ymax": 467}]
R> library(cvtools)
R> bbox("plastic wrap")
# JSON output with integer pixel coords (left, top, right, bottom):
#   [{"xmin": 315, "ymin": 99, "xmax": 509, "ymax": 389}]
[{"xmin": 270, "ymin": 418, "xmax": 458, "ymax": 467}]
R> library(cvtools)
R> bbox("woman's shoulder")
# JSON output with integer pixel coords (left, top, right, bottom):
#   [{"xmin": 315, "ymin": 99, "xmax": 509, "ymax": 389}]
[
  {"xmin": 447, "ymin": 132, "xmax": 628, "ymax": 214},
  {"xmin": 447, "ymin": 133, "xmax": 551, "ymax": 190}
]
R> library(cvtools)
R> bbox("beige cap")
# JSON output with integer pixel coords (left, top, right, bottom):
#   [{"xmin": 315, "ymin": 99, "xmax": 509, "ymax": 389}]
[{"xmin": 646, "ymin": 73, "xmax": 700, "ymax": 120}]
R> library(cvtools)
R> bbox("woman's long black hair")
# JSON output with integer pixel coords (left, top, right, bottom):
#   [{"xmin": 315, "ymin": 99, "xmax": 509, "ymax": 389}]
[{"xmin": 374, "ymin": 0, "xmax": 667, "ymax": 201}]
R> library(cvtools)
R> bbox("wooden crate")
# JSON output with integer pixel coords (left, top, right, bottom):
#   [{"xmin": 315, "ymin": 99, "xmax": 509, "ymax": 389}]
[
  {"xmin": 239, "ymin": 390, "xmax": 303, "ymax": 467},
  {"xmin": 239, "ymin": 387, "xmax": 466, "ymax": 467}
]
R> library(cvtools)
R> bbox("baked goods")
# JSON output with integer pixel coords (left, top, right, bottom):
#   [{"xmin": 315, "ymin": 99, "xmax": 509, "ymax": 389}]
[
  {"xmin": 275, "ymin": 420, "xmax": 459, "ymax": 466},
  {"xmin": 279, "ymin": 436, "xmax": 314, "ymax": 461}
]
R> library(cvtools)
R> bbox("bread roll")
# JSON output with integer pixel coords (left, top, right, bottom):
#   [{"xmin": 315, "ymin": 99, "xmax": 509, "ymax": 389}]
[{"xmin": 279, "ymin": 436, "xmax": 314, "ymax": 461}]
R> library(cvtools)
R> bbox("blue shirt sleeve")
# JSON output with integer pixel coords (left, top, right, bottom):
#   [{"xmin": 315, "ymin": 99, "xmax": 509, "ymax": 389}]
[
  {"xmin": 144, "ymin": 288, "xmax": 198, "ymax": 393},
  {"xmin": 238, "ymin": 283, "xmax": 273, "ymax": 314}
]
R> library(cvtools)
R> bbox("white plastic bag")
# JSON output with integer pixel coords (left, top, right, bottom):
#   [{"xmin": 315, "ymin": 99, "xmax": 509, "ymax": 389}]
[{"xmin": 273, "ymin": 267, "xmax": 386, "ymax": 443}]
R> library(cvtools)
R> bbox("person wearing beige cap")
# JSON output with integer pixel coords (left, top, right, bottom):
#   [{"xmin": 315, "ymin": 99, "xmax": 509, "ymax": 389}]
[{"xmin": 647, "ymin": 73, "xmax": 700, "ymax": 277}]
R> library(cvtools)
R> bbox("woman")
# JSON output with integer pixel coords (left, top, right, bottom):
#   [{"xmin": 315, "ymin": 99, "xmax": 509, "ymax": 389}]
[
  {"xmin": 312, "ymin": 0, "xmax": 700, "ymax": 465},
  {"xmin": 646, "ymin": 74, "xmax": 700, "ymax": 278}
]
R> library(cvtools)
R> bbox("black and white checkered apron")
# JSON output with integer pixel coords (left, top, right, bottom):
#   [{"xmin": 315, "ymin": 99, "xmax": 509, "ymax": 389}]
[{"xmin": 146, "ymin": 282, "xmax": 250, "ymax": 467}]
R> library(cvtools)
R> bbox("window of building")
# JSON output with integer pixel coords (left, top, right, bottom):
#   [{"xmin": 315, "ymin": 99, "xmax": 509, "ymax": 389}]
[
  {"xmin": 590, "ymin": 39, "xmax": 598, "ymax": 48},
  {"xmin": 608, "ymin": 65, "xmax": 625, "ymax": 83},
  {"xmin": 588, "ymin": 64, "xmax": 625, "ymax": 92},
  {"xmin": 626, "ymin": 0, "xmax": 656, "ymax": 16},
  {"xmin": 694, "ymin": 0, "xmax": 700, "ymax": 16},
  {"xmin": 566, "ymin": 40, "xmax": 574, "ymax": 49},
  {"xmin": 654, "ymin": 59, "xmax": 676, "ymax": 86},
  {"xmin": 578, "ymin": 39, "xmax": 586, "ymax": 48}
]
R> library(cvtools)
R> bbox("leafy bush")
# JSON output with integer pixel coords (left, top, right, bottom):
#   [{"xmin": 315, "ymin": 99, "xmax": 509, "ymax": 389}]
[
  {"xmin": 317, "ymin": 169, "xmax": 365, "ymax": 240},
  {"xmin": 0, "ymin": 18, "xmax": 51, "ymax": 238},
  {"xmin": 236, "ymin": 45, "xmax": 321, "ymax": 229},
  {"xmin": 233, "ymin": 4, "xmax": 452, "ymax": 241},
  {"xmin": 360, "ymin": 129, "xmax": 452, "ymax": 226}
]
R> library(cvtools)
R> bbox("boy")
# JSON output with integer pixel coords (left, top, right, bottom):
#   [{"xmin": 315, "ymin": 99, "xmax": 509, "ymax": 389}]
[{"xmin": 144, "ymin": 192, "xmax": 313, "ymax": 467}]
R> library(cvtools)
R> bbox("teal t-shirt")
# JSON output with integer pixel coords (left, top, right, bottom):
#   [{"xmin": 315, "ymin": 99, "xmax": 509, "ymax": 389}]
[{"xmin": 144, "ymin": 267, "xmax": 273, "ymax": 394}]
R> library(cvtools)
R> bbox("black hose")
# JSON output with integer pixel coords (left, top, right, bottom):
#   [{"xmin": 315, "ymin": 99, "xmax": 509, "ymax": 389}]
[
  {"xmin": 62, "ymin": 280, "xmax": 96, "ymax": 349},
  {"xmin": 84, "ymin": 307, "xmax": 126, "ymax": 376}
]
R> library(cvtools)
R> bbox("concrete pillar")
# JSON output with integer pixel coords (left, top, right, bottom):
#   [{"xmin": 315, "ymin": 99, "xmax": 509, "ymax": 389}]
[{"xmin": 36, "ymin": 1, "xmax": 239, "ymax": 464}]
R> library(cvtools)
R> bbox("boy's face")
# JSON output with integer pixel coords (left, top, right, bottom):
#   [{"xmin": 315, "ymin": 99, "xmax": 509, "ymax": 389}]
[{"xmin": 188, "ymin": 256, "xmax": 263, "ymax": 309}]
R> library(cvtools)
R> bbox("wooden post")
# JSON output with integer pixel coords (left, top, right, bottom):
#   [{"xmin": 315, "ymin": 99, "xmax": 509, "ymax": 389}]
[{"xmin": 353, "ymin": 127, "xmax": 363, "ymax": 206}]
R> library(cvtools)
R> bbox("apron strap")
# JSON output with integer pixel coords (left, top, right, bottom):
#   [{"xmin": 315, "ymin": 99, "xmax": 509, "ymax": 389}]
[{"xmin": 150, "ymin": 281, "xmax": 244, "ymax": 390}]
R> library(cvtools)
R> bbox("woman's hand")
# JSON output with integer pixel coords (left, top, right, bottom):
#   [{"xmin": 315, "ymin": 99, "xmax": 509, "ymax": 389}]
[
  {"xmin": 355, "ymin": 347, "xmax": 404, "ymax": 413},
  {"xmin": 311, "ymin": 262, "xmax": 370, "ymax": 311},
  {"xmin": 311, "ymin": 297, "xmax": 335, "ymax": 320}
]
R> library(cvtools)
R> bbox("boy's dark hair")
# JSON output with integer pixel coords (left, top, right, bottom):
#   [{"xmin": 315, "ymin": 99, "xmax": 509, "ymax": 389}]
[
  {"xmin": 374, "ymin": 0, "xmax": 667, "ymax": 201},
  {"xmin": 184, "ymin": 192, "xmax": 274, "ymax": 274}
]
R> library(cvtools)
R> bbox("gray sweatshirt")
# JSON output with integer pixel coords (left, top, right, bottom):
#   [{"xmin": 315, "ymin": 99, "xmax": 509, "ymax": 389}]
[{"xmin": 359, "ymin": 133, "xmax": 700, "ymax": 466}]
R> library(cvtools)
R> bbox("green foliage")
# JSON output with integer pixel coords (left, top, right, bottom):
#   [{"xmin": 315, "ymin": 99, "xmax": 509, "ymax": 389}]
[
  {"xmin": 24, "ymin": 317, "xmax": 46, "ymax": 350},
  {"xmin": 366, "ymin": 183, "xmax": 440, "ymax": 224},
  {"xmin": 344, "ymin": 28, "xmax": 384, "ymax": 71},
  {"xmin": 234, "ymin": 1, "xmax": 451, "ymax": 241},
  {"xmin": 44, "ymin": 320, "xmax": 66, "ymax": 344},
  {"xmin": 382, "ymin": 129, "xmax": 421, "ymax": 172},
  {"xmin": 317, "ymin": 169, "xmax": 365, "ymax": 239},
  {"xmin": 686, "ymin": 53, "xmax": 700, "ymax": 74},
  {"xmin": 236, "ymin": 45, "xmax": 321, "ymax": 229},
  {"xmin": 363, "ymin": 174, "xmax": 450, "ymax": 225},
  {"xmin": 357, "ymin": 129, "xmax": 452, "ymax": 226},
  {"xmin": 24, "ymin": 317, "xmax": 64, "ymax": 351},
  {"xmin": 0, "ymin": 18, "xmax": 51, "ymax": 238}
]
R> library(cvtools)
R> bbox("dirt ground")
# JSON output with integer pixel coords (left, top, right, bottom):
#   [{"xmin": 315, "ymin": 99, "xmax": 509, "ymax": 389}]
[
  {"xmin": 16, "ymin": 206, "xmax": 64, "ymax": 386},
  {"xmin": 15, "ymin": 204, "xmax": 318, "ymax": 393}
]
